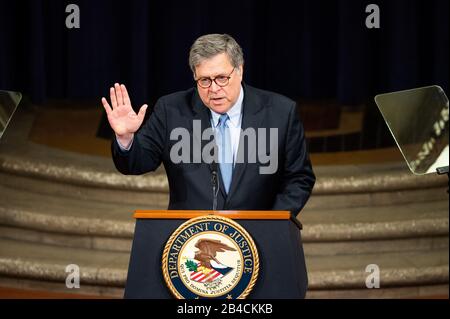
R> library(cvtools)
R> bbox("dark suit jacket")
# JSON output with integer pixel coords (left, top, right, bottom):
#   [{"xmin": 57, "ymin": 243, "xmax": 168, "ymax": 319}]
[{"xmin": 112, "ymin": 83, "xmax": 315, "ymax": 214}]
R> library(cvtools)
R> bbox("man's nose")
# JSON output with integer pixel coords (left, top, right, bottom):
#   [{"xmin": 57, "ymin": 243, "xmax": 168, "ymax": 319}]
[{"xmin": 209, "ymin": 81, "xmax": 221, "ymax": 93}]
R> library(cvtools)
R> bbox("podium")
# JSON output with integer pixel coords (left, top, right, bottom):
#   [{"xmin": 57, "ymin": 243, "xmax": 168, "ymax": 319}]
[{"xmin": 124, "ymin": 210, "xmax": 308, "ymax": 299}]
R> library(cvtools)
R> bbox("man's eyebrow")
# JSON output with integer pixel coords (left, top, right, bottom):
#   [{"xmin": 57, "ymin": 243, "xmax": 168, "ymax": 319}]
[{"xmin": 198, "ymin": 72, "xmax": 227, "ymax": 78}]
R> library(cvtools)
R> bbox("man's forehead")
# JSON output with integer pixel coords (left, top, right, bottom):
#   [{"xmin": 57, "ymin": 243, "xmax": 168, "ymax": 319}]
[
  {"xmin": 196, "ymin": 68, "xmax": 231, "ymax": 78},
  {"xmin": 195, "ymin": 53, "xmax": 233, "ymax": 77}
]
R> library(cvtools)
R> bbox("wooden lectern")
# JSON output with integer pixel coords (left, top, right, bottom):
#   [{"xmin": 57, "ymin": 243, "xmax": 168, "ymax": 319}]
[{"xmin": 124, "ymin": 210, "xmax": 308, "ymax": 299}]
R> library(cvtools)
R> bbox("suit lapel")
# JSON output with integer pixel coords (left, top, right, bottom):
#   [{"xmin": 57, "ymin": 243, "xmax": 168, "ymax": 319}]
[
  {"xmin": 226, "ymin": 84, "xmax": 265, "ymax": 202},
  {"xmin": 191, "ymin": 88, "xmax": 212, "ymax": 151}
]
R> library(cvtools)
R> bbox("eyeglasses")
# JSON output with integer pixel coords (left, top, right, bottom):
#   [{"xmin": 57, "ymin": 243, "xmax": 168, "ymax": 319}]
[{"xmin": 196, "ymin": 68, "xmax": 235, "ymax": 89}]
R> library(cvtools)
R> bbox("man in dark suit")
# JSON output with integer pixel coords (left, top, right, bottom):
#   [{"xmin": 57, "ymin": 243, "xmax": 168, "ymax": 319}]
[{"xmin": 102, "ymin": 34, "xmax": 315, "ymax": 298}]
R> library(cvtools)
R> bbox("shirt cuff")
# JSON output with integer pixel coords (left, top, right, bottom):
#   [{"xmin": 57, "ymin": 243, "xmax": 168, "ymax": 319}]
[{"xmin": 116, "ymin": 135, "xmax": 133, "ymax": 151}]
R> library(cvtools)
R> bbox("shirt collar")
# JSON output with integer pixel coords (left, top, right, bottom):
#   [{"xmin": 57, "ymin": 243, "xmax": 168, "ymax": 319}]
[{"xmin": 210, "ymin": 85, "xmax": 244, "ymax": 128}]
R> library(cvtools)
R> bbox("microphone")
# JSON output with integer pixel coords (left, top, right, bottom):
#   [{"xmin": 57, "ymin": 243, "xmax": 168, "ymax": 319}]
[{"xmin": 210, "ymin": 162, "xmax": 219, "ymax": 210}]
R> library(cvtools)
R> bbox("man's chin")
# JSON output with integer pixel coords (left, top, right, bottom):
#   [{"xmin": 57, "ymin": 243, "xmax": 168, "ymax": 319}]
[{"xmin": 208, "ymin": 103, "xmax": 231, "ymax": 114}]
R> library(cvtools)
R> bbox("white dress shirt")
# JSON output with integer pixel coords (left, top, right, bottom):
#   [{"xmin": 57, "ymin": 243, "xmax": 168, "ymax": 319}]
[{"xmin": 209, "ymin": 85, "xmax": 244, "ymax": 166}]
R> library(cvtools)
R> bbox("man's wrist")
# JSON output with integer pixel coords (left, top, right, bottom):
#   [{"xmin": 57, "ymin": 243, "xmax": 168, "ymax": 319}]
[{"xmin": 116, "ymin": 133, "xmax": 134, "ymax": 151}]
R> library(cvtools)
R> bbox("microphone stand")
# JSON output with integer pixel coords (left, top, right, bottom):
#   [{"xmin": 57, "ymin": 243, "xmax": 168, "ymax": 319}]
[{"xmin": 211, "ymin": 162, "xmax": 219, "ymax": 210}]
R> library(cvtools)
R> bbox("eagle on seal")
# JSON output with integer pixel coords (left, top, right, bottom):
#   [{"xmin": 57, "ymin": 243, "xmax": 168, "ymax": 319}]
[{"xmin": 194, "ymin": 238, "xmax": 237, "ymax": 268}]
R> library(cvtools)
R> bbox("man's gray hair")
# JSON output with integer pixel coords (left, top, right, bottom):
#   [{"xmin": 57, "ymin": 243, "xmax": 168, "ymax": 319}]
[{"xmin": 189, "ymin": 34, "xmax": 244, "ymax": 75}]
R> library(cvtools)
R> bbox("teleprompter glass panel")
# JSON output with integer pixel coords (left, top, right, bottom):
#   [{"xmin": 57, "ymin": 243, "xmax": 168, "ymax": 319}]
[
  {"xmin": 0, "ymin": 90, "xmax": 22, "ymax": 140},
  {"xmin": 375, "ymin": 85, "xmax": 449, "ymax": 175}
]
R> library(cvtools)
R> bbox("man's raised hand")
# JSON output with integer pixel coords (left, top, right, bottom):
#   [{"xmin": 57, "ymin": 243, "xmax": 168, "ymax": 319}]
[{"xmin": 101, "ymin": 83, "xmax": 147, "ymax": 146}]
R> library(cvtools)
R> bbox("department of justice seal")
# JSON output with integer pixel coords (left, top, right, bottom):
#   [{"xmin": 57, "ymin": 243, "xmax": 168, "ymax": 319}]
[{"xmin": 162, "ymin": 215, "xmax": 259, "ymax": 299}]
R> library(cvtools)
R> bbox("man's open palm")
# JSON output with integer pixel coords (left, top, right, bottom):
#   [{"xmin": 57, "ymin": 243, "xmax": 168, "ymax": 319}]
[{"xmin": 101, "ymin": 83, "xmax": 148, "ymax": 137}]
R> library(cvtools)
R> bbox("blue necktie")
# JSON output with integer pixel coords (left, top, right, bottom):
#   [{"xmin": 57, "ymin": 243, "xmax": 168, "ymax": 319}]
[{"xmin": 217, "ymin": 114, "xmax": 233, "ymax": 194}]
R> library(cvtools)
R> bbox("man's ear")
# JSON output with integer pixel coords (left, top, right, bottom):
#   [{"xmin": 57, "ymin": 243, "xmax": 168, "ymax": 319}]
[{"xmin": 238, "ymin": 65, "xmax": 244, "ymax": 78}]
